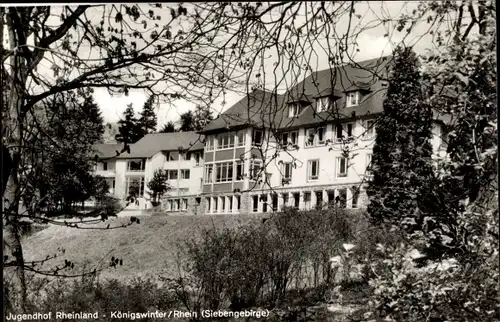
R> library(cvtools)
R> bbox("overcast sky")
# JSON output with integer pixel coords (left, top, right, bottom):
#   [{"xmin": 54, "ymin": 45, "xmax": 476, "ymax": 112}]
[
  {"xmin": 3, "ymin": 2, "xmax": 464, "ymax": 129},
  {"xmin": 95, "ymin": 1, "xmax": 445, "ymax": 129}
]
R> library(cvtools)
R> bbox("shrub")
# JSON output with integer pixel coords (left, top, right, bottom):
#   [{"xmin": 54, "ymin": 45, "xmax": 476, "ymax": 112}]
[
  {"xmin": 7, "ymin": 274, "xmax": 178, "ymax": 321},
  {"xmin": 179, "ymin": 206, "xmax": 356, "ymax": 311}
]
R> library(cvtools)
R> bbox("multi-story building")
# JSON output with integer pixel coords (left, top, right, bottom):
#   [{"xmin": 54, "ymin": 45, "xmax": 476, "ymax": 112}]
[
  {"xmin": 94, "ymin": 56, "xmax": 450, "ymax": 215},
  {"xmin": 199, "ymin": 56, "xmax": 450, "ymax": 214},
  {"xmin": 94, "ymin": 132, "xmax": 205, "ymax": 213}
]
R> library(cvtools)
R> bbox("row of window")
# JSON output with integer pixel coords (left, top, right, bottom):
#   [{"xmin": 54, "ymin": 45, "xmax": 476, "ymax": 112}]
[
  {"xmin": 206, "ymin": 130, "xmax": 264, "ymax": 151},
  {"xmin": 123, "ymin": 154, "xmax": 372, "ymax": 197},
  {"xmin": 166, "ymin": 198, "xmax": 189, "ymax": 211},
  {"xmin": 165, "ymin": 151, "xmax": 203, "ymax": 165},
  {"xmin": 288, "ymin": 91, "xmax": 361, "ymax": 118},
  {"xmin": 165, "ymin": 169, "xmax": 191, "ymax": 180},
  {"xmin": 281, "ymin": 120, "xmax": 375, "ymax": 148},
  {"xmin": 282, "ymin": 155, "xmax": 366, "ymax": 183},
  {"xmin": 250, "ymin": 187, "xmax": 360, "ymax": 212},
  {"xmin": 204, "ymin": 160, "xmax": 263, "ymax": 183},
  {"xmin": 303, "ymin": 158, "xmax": 348, "ymax": 181},
  {"xmin": 205, "ymin": 195, "xmax": 242, "ymax": 214}
]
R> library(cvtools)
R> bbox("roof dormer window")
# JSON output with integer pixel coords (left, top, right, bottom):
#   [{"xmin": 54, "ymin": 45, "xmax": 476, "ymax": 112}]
[
  {"xmin": 316, "ymin": 96, "xmax": 336, "ymax": 113},
  {"xmin": 346, "ymin": 91, "xmax": 360, "ymax": 107},
  {"xmin": 288, "ymin": 103, "xmax": 301, "ymax": 117}
]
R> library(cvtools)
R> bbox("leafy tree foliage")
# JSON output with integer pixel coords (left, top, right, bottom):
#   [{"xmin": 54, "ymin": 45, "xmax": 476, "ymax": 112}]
[
  {"xmin": 21, "ymin": 90, "xmax": 107, "ymax": 214},
  {"xmin": 179, "ymin": 110, "xmax": 196, "ymax": 132},
  {"xmin": 366, "ymin": 47, "xmax": 435, "ymax": 234},
  {"xmin": 159, "ymin": 121, "xmax": 177, "ymax": 133},
  {"xmin": 147, "ymin": 169, "xmax": 171, "ymax": 207},
  {"xmin": 367, "ymin": 3, "xmax": 498, "ymax": 320},
  {"xmin": 178, "ymin": 105, "xmax": 214, "ymax": 132}
]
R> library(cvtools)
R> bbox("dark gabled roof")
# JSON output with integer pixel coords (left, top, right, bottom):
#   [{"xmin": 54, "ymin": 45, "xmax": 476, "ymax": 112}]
[
  {"xmin": 202, "ymin": 56, "xmax": 394, "ymax": 133},
  {"xmin": 200, "ymin": 89, "xmax": 284, "ymax": 134},
  {"xmin": 114, "ymin": 132, "xmax": 205, "ymax": 159},
  {"xmin": 94, "ymin": 143, "xmax": 126, "ymax": 159}
]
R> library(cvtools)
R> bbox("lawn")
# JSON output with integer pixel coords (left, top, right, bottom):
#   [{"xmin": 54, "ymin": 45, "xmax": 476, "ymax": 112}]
[{"xmin": 22, "ymin": 213, "xmax": 267, "ymax": 281}]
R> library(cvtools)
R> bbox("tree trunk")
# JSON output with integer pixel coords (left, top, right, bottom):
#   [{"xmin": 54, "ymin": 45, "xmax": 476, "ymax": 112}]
[{"xmin": 3, "ymin": 9, "xmax": 30, "ymax": 312}]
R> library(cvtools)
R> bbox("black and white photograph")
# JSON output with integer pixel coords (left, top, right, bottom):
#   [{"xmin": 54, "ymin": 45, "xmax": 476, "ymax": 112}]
[{"xmin": 2, "ymin": 1, "xmax": 497, "ymax": 321}]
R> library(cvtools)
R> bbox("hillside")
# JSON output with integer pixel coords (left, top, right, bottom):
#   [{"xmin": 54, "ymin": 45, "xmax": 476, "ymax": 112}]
[{"xmin": 22, "ymin": 214, "xmax": 266, "ymax": 281}]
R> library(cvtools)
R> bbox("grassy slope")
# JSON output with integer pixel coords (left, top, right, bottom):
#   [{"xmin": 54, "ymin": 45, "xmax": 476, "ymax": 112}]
[{"xmin": 22, "ymin": 214, "xmax": 266, "ymax": 281}]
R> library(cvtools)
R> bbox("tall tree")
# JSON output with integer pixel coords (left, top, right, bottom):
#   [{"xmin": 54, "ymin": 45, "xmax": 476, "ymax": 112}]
[
  {"xmin": 366, "ymin": 47, "xmax": 435, "ymax": 233},
  {"xmin": 115, "ymin": 104, "xmax": 142, "ymax": 144},
  {"xmin": 139, "ymin": 95, "xmax": 158, "ymax": 134},
  {"xmin": 179, "ymin": 105, "xmax": 214, "ymax": 132},
  {"xmin": 21, "ymin": 90, "xmax": 106, "ymax": 214},
  {"xmin": 159, "ymin": 121, "xmax": 177, "ymax": 133},
  {"xmin": 179, "ymin": 110, "xmax": 196, "ymax": 132}
]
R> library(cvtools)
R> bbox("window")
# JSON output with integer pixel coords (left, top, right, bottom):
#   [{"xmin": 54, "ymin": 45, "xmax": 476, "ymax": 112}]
[
  {"xmin": 272, "ymin": 194, "xmax": 278, "ymax": 212},
  {"xmin": 220, "ymin": 196, "xmax": 225, "ymax": 213},
  {"xmin": 204, "ymin": 164, "xmax": 213, "ymax": 183},
  {"xmin": 317, "ymin": 127, "xmax": 326, "ymax": 145},
  {"xmin": 261, "ymin": 195, "xmax": 268, "ymax": 212},
  {"xmin": 288, "ymin": 103, "xmax": 300, "ymax": 117},
  {"xmin": 181, "ymin": 152, "xmax": 191, "ymax": 161},
  {"xmin": 235, "ymin": 195, "xmax": 241, "ymax": 211},
  {"xmin": 315, "ymin": 191, "xmax": 323, "ymax": 208},
  {"xmin": 217, "ymin": 132, "xmax": 235, "ymax": 149},
  {"xmin": 281, "ymin": 132, "xmax": 289, "ymax": 146},
  {"xmin": 304, "ymin": 192, "xmax": 311, "ymax": 210},
  {"xmin": 235, "ymin": 161, "xmax": 244, "ymax": 181},
  {"xmin": 126, "ymin": 176, "xmax": 145, "ymax": 197},
  {"xmin": 293, "ymin": 193, "xmax": 300, "ymax": 208},
  {"xmin": 281, "ymin": 131, "xmax": 298, "ymax": 147},
  {"xmin": 206, "ymin": 197, "xmax": 211, "ymax": 213},
  {"xmin": 366, "ymin": 154, "xmax": 373, "ymax": 177},
  {"xmin": 165, "ymin": 152, "xmax": 176, "ymax": 162},
  {"xmin": 346, "ymin": 91, "xmax": 359, "ymax": 107},
  {"xmin": 364, "ymin": 120, "xmax": 375, "ymax": 139},
  {"xmin": 252, "ymin": 195, "xmax": 259, "ymax": 212},
  {"xmin": 127, "ymin": 159, "xmax": 145, "ymax": 171},
  {"xmin": 282, "ymin": 162, "xmax": 293, "ymax": 182},
  {"xmin": 181, "ymin": 169, "xmax": 190, "ymax": 179},
  {"xmin": 328, "ymin": 191, "xmax": 335, "ymax": 205},
  {"xmin": 352, "ymin": 186, "xmax": 360, "ymax": 208},
  {"xmin": 103, "ymin": 162, "xmax": 108, "ymax": 171},
  {"xmin": 105, "ymin": 178, "xmax": 115, "ymax": 194},
  {"xmin": 213, "ymin": 197, "xmax": 218, "ymax": 213},
  {"xmin": 305, "ymin": 128, "xmax": 315, "ymax": 147},
  {"xmin": 308, "ymin": 160, "xmax": 319, "ymax": 181},
  {"xmin": 194, "ymin": 152, "xmax": 202, "ymax": 166},
  {"xmin": 317, "ymin": 96, "xmax": 336, "ymax": 113},
  {"xmin": 227, "ymin": 196, "xmax": 233, "ymax": 213},
  {"xmin": 335, "ymin": 123, "xmax": 354, "ymax": 142},
  {"xmin": 282, "ymin": 193, "xmax": 289, "ymax": 207},
  {"xmin": 168, "ymin": 169, "xmax": 178, "ymax": 180},
  {"xmin": 337, "ymin": 157, "xmax": 348, "ymax": 177},
  {"xmin": 181, "ymin": 198, "xmax": 188, "ymax": 210},
  {"xmin": 215, "ymin": 162, "xmax": 233, "ymax": 183},
  {"xmin": 252, "ymin": 129, "xmax": 263, "ymax": 146},
  {"xmin": 237, "ymin": 130, "xmax": 246, "ymax": 147},
  {"xmin": 206, "ymin": 136, "xmax": 214, "ymax": 151},
  {"xmin": 250, "ymin": 160, "xmax": 262, "ymax": 180}
]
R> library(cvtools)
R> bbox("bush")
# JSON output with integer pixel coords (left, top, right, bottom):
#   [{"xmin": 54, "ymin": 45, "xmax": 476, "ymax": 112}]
[
  {"xmin": 178, "ymin": 206, "xmax": 356, "ymax": 311},
  {"xmin": 6, "ymin": 274, "xmax": 178, "ymax": 321}
]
